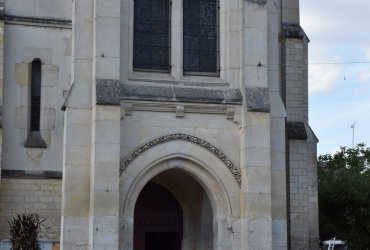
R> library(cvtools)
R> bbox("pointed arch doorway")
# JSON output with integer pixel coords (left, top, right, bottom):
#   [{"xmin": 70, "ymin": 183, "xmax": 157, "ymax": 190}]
[{"xmin": 134, "ymin": 182, "xmax": 183, "ymax": 250}]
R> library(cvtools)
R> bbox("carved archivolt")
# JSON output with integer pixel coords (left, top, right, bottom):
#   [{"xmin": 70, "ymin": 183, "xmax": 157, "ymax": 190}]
[{"xmin": 120, "ymin": 133, "xmax": 241, "ymax": 186}]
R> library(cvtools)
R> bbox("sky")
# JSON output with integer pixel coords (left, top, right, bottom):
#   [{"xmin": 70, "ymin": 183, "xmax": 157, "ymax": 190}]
[{"xmin": 300, "ymin": 0, "xmax": 370, "ymax": 155}]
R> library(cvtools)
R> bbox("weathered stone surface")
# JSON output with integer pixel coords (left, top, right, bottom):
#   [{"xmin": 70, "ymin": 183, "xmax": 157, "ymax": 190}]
[
  {"xmin": 287, "ymin": 122, "xmax": 307, "ymax": 140},
  {"xmin": 245, "ymin": 87, "xmax": 270, "ymax": 112},
  {"xmin": 121, "ymin": 83, "xmax": 173, "ymax": 100},
  {"xmin": 24, "ymin": 131, "xmax": 47, "ymax": 148},
  {"xmin": 283, "ymin": 23, "xmax": 309, "ymax": 40},
  {"xmin": 96, "ymin": 79, "xmax": 121, "ymax": 105},
  {"xmin": 223, "ymin": 89, "xmax": 243, "ymax": 103},
  {"xmin": 121, "ymin": 83, "xmax": 243, "ymax": 104},
  {"xmin": 174, "ymin": 87, "xmax": 223, "ymax": 102}
]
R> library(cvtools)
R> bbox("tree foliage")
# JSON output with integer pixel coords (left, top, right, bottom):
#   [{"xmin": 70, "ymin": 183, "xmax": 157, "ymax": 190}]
[
  {"xmin": 318, "ymin": 143, "xmax": 370, "ymax": 249},
  {"xmin": 8, "ymin": 212, "xmax": 45, "ymax": 250}
]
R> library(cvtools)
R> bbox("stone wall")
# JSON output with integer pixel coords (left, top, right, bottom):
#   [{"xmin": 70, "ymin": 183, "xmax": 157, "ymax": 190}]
[
  {"xmin": 283, "ymin": 25, "xmax": 319, "ymax": 250},
  {"xmin": 0, "ymin": 178, "xmax": 62, "ymax": 241}
]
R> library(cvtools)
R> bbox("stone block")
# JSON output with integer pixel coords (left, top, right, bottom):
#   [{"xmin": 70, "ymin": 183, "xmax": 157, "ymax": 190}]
[
  {"xmin": 244, "ymin": 166, "xmax": 271, "ymax": 194},
  {"xmin": 42, "ymin": 64, "xmax": 59, "ymax": 87},
  {"xmin": 93, "ymin": 162, "xmax": 120, "ymax": 191},
  {"xmin": 62, "ymin": 164, "xmax": 90, "ymax": 216},
  {"xmin": 94, "ymin": 142, "xmax": 120, "ymax": 163},
  {"xmin": 15, "ymin": 63, "xmax": 30, "ymax": 85},
  {"xmin": 22, "ymin": 47, "xmax": 53, "ymax": 65},
  {"xmin": 64, "ymin": 146, "xmax": 91, "ymax": 165},
  {"xmin": 95, "ymin": 17, "xmax": 120, "ymax": 58},
  {"xmin": 95, "ymin": 0, "xmax": 120, "ymax": 18},
  {"xmin": 91, "ymin": 190, "xmax": 119, "ymax": 216},
  {"xmin": 95, "ymin": 56, "xmax": 120, "ymax": 80},
  {"xmin": 95, "ymin": 105, "xmax": 120, "ymax": 121},
  {"xmin": 96, "ymin": 79, "xmax": 121, "ymax": 105},
  {"xmin": 61, "ymin": 216, "xmax": 90, "ymax": 246}
]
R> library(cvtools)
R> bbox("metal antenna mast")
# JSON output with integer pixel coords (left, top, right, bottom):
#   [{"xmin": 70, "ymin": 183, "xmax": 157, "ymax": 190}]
[{"xmin": 351, "ymin": 122, "xmax": 356, "ymax": 148}]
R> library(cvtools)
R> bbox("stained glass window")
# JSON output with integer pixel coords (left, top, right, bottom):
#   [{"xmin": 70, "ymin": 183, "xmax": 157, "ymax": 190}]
[
  {"xmin": 133, "ymin": 0, "xmax": 170, "ymax": 71},
  {"xmin": 183, "ymin": 0, "xmax": 219, "ymax": 74}
]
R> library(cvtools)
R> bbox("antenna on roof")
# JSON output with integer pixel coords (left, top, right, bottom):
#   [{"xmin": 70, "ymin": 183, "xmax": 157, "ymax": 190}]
[{"xmin": 350, "ymin": 122, "xmax": 356, "ymax": 148}]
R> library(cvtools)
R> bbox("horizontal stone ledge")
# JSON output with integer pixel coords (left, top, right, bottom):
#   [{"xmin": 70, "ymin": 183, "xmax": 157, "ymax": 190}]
[
  {"xmin": 4, "ymin": 15, "xmax": 72, "ymax": 28},
  {"xmin": 245, "ymin": 87, "xmax": 270, "ymax": 112},
  {"xmin": 283, "ymin": 23, "xmax": 309, "ymax": 41},
  {"xmin": 1, "ymin": 170, "xmax": 63, "ymax": 179},
  {"xmin": 121, "ymin": 83, "xmax": 243, "ymax": 104},
  {"xmin": 287, "ymin": 122, "xmax": 307, "ymax": 140}
]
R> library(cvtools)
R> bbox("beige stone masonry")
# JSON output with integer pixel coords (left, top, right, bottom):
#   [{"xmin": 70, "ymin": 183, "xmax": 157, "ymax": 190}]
[
  {"xmin": 0, "ymin": 178, "xmax": 62, "ymax": 240},
  {"xmin": 61, "ymin": 0, "xmax": 94, "ymax": 249}
]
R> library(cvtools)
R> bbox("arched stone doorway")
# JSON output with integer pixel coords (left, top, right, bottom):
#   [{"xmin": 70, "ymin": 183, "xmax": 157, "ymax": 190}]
[
  {"xmin": 134, "ymin": 182, "xmax": 183, "ymax": 250},
  {"xmin": 119, "ymin": 153, "xmax": 240, "ymax": 250},
  {"xmin": 133, "ymin": 169, "xmax": 214, "ymax": 250}
]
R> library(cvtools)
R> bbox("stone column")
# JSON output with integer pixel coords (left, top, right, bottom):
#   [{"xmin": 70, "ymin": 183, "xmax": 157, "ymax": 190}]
[
  {"xmin": 61, "ymin": 0, "xmax": 94, "ymax": 248},
  {"xmin": 240, "ymin": 1, "xmax": 273, "ymax": 249},
  {"xmin": 89, "ymin": 0, "xmax": 121, "ymax": 248},
  {"xmin": 268, "ymin": 1, "xmax": 289, "ymax": 249}
]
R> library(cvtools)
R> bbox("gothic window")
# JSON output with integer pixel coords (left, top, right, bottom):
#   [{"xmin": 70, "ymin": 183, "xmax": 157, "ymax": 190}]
[
  {"xmin": 183, "ymin": 0, "xmax": 219, "ymax": 75},
  {"xmin": 30, "ymin": 59, "xmax": 41, "ymax": 131},
  {"xmin": 133, "ymin": 0, "xmax": 170, "ymax": 71}
]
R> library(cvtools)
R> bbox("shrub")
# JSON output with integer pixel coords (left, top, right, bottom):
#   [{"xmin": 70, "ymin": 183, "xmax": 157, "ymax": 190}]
[{"xmin": 8, "ymin": 212, "xmax": 45, "ymax": 250}]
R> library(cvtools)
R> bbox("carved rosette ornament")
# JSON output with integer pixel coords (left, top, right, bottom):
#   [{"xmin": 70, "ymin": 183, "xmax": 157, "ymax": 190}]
[{"xmin": 120, "ymin": 133, "xmax": 241, "ymax": 187}]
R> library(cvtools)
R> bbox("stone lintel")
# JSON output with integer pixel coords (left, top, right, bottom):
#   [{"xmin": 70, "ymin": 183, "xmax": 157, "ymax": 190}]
[
  {"xmin": 24, "ymin": 131, "xmax": 47, "ymax": 148},
  {"xmin": 287, "ymin": 122, "xmax": 307, "ymax": 140},
  {"xmin": 283, "ymin": 23, "xmax": 310, "ymax": 41},
  {"xmin": 245, "ymin": 0, "xmax": 267, "ymax": 5},
  {"xmin": 1, "ymin": 169, "xmax": 62, "ymax": 179},
  {"xmin": 245, "ymin": 87, "xmax": 270, "ymax": 112},
  {"xmin": 96, "ymin": 79, "xmax": 121, "ymax": 105},
  {"xmin": 121, "ymin": 83, "xmax": 242, "ymax": 104}
]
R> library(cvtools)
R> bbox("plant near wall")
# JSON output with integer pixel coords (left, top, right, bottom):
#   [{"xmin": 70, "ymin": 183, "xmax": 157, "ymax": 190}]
[{"xmin": 8, "ymin": 212, "xmax": 45, "ymax": 250}]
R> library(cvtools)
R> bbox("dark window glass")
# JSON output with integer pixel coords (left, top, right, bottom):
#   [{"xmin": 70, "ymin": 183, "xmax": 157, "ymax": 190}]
[
  {"xmin": 31, "ymin": 59, "xmax": 41, "ymax": 131},
  {"xmin": 133, "ymin": 0, "xmax": 170, "ymax": 71},
  {"xmin": 183, "ymin": 0, "xmax": 219, "ymax": 74}
]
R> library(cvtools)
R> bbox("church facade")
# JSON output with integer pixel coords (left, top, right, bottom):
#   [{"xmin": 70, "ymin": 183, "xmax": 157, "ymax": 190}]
[{"xmin": 0, "ymin": 0, "xmax": 319, "ymax": 249}]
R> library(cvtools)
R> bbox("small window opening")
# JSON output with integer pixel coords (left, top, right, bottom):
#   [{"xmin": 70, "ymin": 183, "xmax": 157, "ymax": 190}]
[{"xmin": 30, "ymin": 59, "xmax": 41, "ymax": 131}]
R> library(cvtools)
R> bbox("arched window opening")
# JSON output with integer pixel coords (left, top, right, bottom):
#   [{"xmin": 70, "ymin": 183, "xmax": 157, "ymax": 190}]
[
  {"xmin": 133, "ymin": 0, "xmax": 171, "ymax": 71},
  {"xmin": 183, "ymin": 0, "xmax": 219, "ymax": 75},
  {"xmin": 30, "ymin": 59, "xmax": 41, "ymax": 132},
  {"xmin": 24, "ymin": 58, "xmax": 46, "ymax": 148}
]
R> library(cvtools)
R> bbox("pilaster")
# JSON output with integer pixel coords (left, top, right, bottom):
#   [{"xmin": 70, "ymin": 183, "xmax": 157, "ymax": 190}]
[
  {"xmin": 61, "ymin": 0, "xmax": 94, "ymax": 249},
  {"xmin": 89, "ymin": 0, "xmax": 121, "ymax": 249},
  {"xmin": 241, "ymin": 1, "xmax": 273, "ymax": 249}
]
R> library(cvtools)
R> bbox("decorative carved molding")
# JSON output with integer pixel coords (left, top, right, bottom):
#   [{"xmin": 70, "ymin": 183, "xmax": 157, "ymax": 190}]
[
  {"xmin": 121, "ymin": 100, "xmax": 240, "ymax": 121},
  {"xmin": 120, "ymin": 133, "xmax": 241, "ymax": 187}
]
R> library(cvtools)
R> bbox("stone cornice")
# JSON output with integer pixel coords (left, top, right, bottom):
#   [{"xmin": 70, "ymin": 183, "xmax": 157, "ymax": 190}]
[
  {"xmin": 287, "ymin": 122, "xmax": 308, "ymax": 140},
  {"xmin": 1, "ymin": 170, "xmax": 62, "ymax": 179},
  {"xmin": 121, "ymin": 83, "xmax": 243, "ymax": 104},
  {"xmin": 283, "ymin": 23, "xmax": 310, "ymax": 41},
  {"xmin": 120, "ymin": 133, "xmax": 242, "ymax": 187},
  {"xmin": 4, "ymin": 15, "xmax": 71, "ymax": 28},
  {"xmin": 122, "ymin": 100, "xmax": 239, "ymax": 121},
  {"xmin": 245, "ymin": 87, "xmax": 270, "ymax": 112}
]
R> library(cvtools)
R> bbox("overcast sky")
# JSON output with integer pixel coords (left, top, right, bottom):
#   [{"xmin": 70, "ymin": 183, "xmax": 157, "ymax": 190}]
[{"xmin": 300, "ymin": 0, "xmax": 370, "ymax": 155}]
